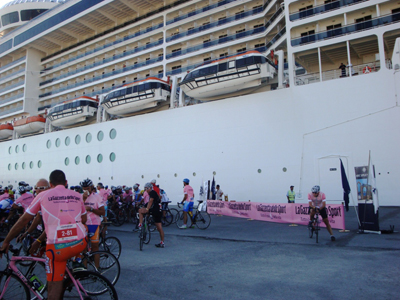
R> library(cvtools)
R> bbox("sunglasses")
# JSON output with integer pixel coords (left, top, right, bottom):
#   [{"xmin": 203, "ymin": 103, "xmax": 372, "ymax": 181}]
[{"xmin": 35, "ymin": 186, "xmax": 49, "ymax": 190}]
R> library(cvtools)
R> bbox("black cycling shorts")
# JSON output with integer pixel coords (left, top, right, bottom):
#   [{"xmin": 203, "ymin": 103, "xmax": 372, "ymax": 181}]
[
  {"xmin": 312, "ymin": 207, "xmax": 328, "ymax": 219},
  {"xmin": 150, "ymin": 208, "xmax": 162, "ymax": 223}
]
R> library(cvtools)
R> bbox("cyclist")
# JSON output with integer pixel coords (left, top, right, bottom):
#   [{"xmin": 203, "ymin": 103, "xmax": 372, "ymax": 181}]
[
  {"xmin": 0, "ymin": 186, "xmax": 9, "ymax": 201},
  {"xmin": 138, "ymin": 182, "xmax": 165, "ymax": 248},
  {"xmin": 0, "ymin": 170, "xmax": 88, "ymax": 300},
  {"xmin": 179, "ymin": 178, "xmax": 194, "ymax": 229},
  {"xmin": 0, "ymin": 189, "xmax": 13, "ymax": 226},
  {"xmin": 5, "ymin": 185, "xmax": 34, "ymax": 223},
  {"xmin": 151, "ymin": 179, "xmax": 160, "ymax": 196},
  {"xmin": 308, "ymin": 185, "xmax": 336, "ymax": 241},
  {"xmin": 81, "ymin": 178, "xmax": 105, "ymax": 268}
]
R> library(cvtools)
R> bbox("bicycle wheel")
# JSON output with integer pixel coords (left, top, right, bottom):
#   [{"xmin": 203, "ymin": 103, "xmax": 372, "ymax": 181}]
[
  {"xmin": 62, "ymin": 270, "xmax": 118, "ymax": 299},
  {"xmin": 139, "ymin": 228, "xmax": 144, "ymax": 251},
  {"xmin": 169, "ymin": 208, "xmax": 179, "ymax": 224},
  {"xmin": 148, "ymin": 216, "xmax": 156, "ymax": 232},
  {"xmin": 0, "ymin": 272, "xmax": 30, "ymax": 300},
  {"xmin": 176, "ymin": 211, "xmax": 192, "ymax": 228},
  {"xmin": 195, "ymin": 212, "xmax": 211, "ymax": 230},
  {"xmin": 116, "ymin": 208, "xmax": 126, "ymax": 226},
  {"xmin": 143, "ymin": 223, "xmax": 151, "ymax": 245},
  {"xmin": 162, "ymin": 210, "xmax": 173, "ymax": 227},
  {"xmin": 101, "ymin": 237, "xmax": 121, "ymax": 260},
  {"xmin": 109, "ymin": 211, "xmax": 120, "ymax": 227},
  {"xmin": 308, "ymin": 224, "xmax": 314, "ymax": 238},
  {"xmin": 82, "ymin": 251, "xmax": 120, "ymax": 286},
  {"xmin": 18, "ymin": 260, "xmax": 48, "ymax": 300},
  {"xmin": 315, "ymin": 223, "xmax": 319, "ymax": 244}
]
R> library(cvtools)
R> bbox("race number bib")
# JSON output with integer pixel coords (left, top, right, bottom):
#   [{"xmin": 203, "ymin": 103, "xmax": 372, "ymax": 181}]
[{"xmin": 56, "ymin": 224, "xmax": 78, "ymax": 241}]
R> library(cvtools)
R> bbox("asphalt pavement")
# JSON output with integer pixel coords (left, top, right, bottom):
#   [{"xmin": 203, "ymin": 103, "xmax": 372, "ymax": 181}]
[{"xmin": 108, "ymin": 206, "xmax": 400, "ymax": 300}]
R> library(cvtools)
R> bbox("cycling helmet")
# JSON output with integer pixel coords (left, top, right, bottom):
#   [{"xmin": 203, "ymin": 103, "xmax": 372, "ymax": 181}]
[
  {"xmin": 8, "ymin": 184, "xmax": 13, "ymax": 189},
  {"xmin": 0, "ymin": 188, "xmax": 4, "ymax": 193},
  {"xmin": 111, "ymin": 186, "xmax": 116, "ymax": 191},
  {"xmin": 97, "ymin": 182, "xmax": 104, "ymax": 188},
  {"xmin": 80, "ymin": 178, "xmax": 93, "ymax": 187},
  {"xmin": 18, "ymin": 186, "xmax": 26, "ymax": 194},
  {"xmin": 26, "ymin": 186, "xmax": 33, "ymax": 191},
  {"xmin": 116, "ymin": 185, "xmax": 122, "ymax": 190},
  {"xmin": 144, "ymin": 182, "xmax": 153, "ymax": 189},
  {"xmin": 183, "ymin": 178, "xmax": 190, "ymax": 184},
  {"xmin": 311, "ymin": 185, "xmax": 320, "ymax": 193},
  {"xmin": 124, "ymin": 186, "xmax": 130, "ymax": 191},
  {"xmin": 151, "ymin": 179, "xmax": 156, "ymax": 184},
  {"xmin": 19, "ymin": 181, "xmax": 28, "ymax": 186},
  {"xmin": 133, "ymin": 184, "xmax": 139, "ymax": 189}
]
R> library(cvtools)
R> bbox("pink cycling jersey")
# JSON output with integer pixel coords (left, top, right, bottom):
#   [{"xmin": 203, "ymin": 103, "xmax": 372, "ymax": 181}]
[
  {"xmin": 183, "ymin": 185, "xmax": 194, "ymax": 202},
  {"xmin": 84, "ymin": 193, "xmax": 104, "ymax": 225},
  {"xmin": 98, "ymin": 189, "xmax": 109, "ymax": 206},
  {"xmin": 142, "ymin": 191, "xmax": 149, "ymax": 204},
  {"xmin": 14, "ymin": 192, "xmax": 34, "ymax": 211},
  {"xmin": 0, "ymin": 193, "xmax": 9, "ymax": 201},
  {"xmin": 308, "ymin": 192, "xmax": 326, "ymax": 208},
  {"xmin": 26, "ymin": 185, "xmax": 87, "ymax": 245}
]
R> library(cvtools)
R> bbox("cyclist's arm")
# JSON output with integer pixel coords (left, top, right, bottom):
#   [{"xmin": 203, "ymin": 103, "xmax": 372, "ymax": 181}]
[
  {"xmin": 182, "ymin": 194, "xmax": 187, "ymax": 204},
  {"xmin": 91, "ymin": 206, "xmax": 105, "ymax": 216},
  {"xmin": 81, "ymin": 213, "xmax": 87, "ymax": 224},
  {"xmin": 145, "ymin": 197, "xmax": 154, "ymax": 212}
]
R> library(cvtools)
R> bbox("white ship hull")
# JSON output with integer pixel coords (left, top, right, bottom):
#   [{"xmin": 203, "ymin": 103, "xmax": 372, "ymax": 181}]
[{"xmin": 2, "ymin": 69, "xmax": 399, "ymax": 206}]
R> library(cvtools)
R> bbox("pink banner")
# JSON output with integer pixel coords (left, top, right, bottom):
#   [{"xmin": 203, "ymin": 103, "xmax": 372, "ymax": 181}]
[{"xmin": 207, "ymin": 200, "xmax": 345, "ymax": 230}]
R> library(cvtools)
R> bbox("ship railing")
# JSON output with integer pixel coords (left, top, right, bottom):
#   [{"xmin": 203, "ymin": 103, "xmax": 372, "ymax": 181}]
[
  {"xmin": 0, "ymin": 57, "xmax": 26, "ymax": 73},
  {"xmin": 0, "ymin": 105, "xmax": 23, "ymax": 117},
  {"xmin": 166, "ymin": 7, "xmax": 263, "ymax": 42},
  {"xmin": 0, "ymin": 69, "xmax": 25, "ymax": 85},
  {"xmin": 0, "ymin": 80, "xmax": 25, "ymax": 95},
  {"xmin": 40, "ymin": 39, "xmax": 163, "ymax": 86},
  {"xmin": 289, "ymin": 0, "xmax": 367, "ymax": 21},
  {"xmin": 291, "ymin": 12, "xmax": 400, "ymax": 46},
  {"xmin": 0, "ymin": 93, "xmax": 24, "ymax": 106}
]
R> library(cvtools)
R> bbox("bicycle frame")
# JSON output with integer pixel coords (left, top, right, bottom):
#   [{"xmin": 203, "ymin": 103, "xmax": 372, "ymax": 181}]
[{"xmin": 1, "ymin": 252, "xmax": 89, "ymax": 300}]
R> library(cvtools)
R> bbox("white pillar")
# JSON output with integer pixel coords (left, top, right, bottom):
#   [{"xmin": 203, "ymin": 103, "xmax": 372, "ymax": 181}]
[
  {"xmin": 170, "ymin": 76, "xmax": 178, "ymax": 108},
  {"xmin": 318, "ymin": 47, "xmax": 322, "ymax": 82},
  {"xmin": 276, "ymin": 50, "xmax": 284, "ymax": 89}
]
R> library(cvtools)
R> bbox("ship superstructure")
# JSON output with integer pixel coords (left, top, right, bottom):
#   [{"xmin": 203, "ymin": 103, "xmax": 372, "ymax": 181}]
[{"xmin": 0, "ymin": 0, "xmax": 398, "ymax": 206}]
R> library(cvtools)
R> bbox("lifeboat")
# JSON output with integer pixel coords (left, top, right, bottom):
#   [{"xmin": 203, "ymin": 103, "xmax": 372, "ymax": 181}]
[
  {"xmin": 0, "ymin": 123, "xmax": 13, "ymax": 140},
  {"xmin": 101, "ymin": 77, "xmax": 171, "ymax": 116},
  {"xmin": 47, "ymin": 96, "xmax": 98, "ymax": 128},
  {"xmin": 179, "ymin": 51, "xmax": 277, "ymax": 101},
  {"xmin": 13, "ymin": 116, "xmax": 46, "ymax": 136}
]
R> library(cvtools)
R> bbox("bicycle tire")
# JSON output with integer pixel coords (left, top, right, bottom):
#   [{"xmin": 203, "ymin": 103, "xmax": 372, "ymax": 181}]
[
  {"xmin": 162, "ymin": 210, "xmax": 173, "ymax": 227},
  {"xmin": 101, "ymin": 237, "xmax": 121, "ymax": 260},
  {"xmin": 82, "ymin": 251, "xmax": 120, "ymax": 286},
  {"xmin": 62, "ymin": 270, "xmax": 118, "ymax": 299},
  {"xmin": 176, "ymin": 211, "xmax": 192, "ymax": 228},
  {"xmin": 19, "ymin": 260, "xmax": 48, "ymax": 300},
  {"xmin": 308, "ymin": 226, "xmax": 314, "ymax": 238},
  {"xmin": 139, "ymin": 229, "xmax": 144, "ymax": 251},
  {"xmin": 148, "ymin": 216, "xmax": 156, "ymax": 232},
  {"xmin": 109, "ymin": 211, "xmax": 120, "ymax": 227},
  {"xmin": 0, "ymin": 272, "xmax": 30, "ymax": 300},
  {"xmin": 143, "ymin": 223, "xmax": 151, "ymax": 244},
  {"xmin": 116, "ymin": 209, "xmax": 126, "ymax": 226},
  {"xmin": 315, "ymin": 224, "xmax": 319, "ymax": 243},
  {"xmin": 195, "ymin": 211, "xmax": 211, "ymax": 230},
  {"xmin": 169, "ymin": 208, "xmax": 179, "ymax": 224}
]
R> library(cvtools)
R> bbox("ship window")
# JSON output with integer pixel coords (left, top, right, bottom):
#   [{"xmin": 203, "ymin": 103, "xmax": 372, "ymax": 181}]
[
  {"xmin": 110, "ymin": 152, "xmax": 116, "ymax": 162},
  {"xmin": 219, "ymin": 62, "xmax": 228, "ymax": 72},
  {"xmin": 126, "ymin": 87, "xmax": 133, "ymax": 94},
  {"xmin": 65, "ymin": 157, "xmax": 69, "ymax": 166},
  {"xmin": 1, "ymin": 11, "xmax": 19, "ymax": 26},
  {"xmin": 75, "ymin": 135, "xmax": 81, "ymax": 144},
  {"xmin": 8, "ymin": 164, "xmax": 11, "ymax": 171},
  {"xmin": 86, "ymin": 133, "xmax": 92, "ymax": 143},
  {"xmin": 138, "ymin": 85, "xmax": 145, "ymax": 92},
  {"xmin": 65, "ymin": 136, "xmax": 70, "ymax": 146},
  {"xmin": 97, "ymin": 131, "xmax": 104, "ymax": 141},
  {"xmin": 97, "ymin": 154, "xmax": 103, "ymax": 163},
  {"xmin": 22, "ymin": 162, "xmax": 26, "ymax": 169},
  {"xmin": 109, "ymin": 129, "xmax": 117, "ymax": 139},
  {"xmin": 21, "ymin": 9, "xmax": 47, "ymax": 21},
  {"xmin": 55, "ymin": 138, "xmax": 61, "ymax": 147},
  {"xmin": 75, "ymin": 156, "xmax": 80, "ymax": 165},
  {"xmin": 46, "ymin": 140, "xmax": 51, "ymax": 149},
  {"xmin": 15, "ymin": 163, "xmax": 18, "ymax": 170},
  {"xmin": 30, "ymin": 161, "xmax": 34, "ymax": 169},
  {"xmin": 23, "ymin": 144, "xmax": 27, "ymax": 152},
  {"xmin": 38, "ymin": 160, "xmax": 42, "ymax": 168},
  {"xmin": 86, "ymin": 155, "xmax": 91, "ymax": 164},
  {"xmin": 15, "ymin": 145, "xmax": 19, "ymax": 153},
  {"xmin": 8, "ymin": 146, "xmax": 12, "ymax": 154}
]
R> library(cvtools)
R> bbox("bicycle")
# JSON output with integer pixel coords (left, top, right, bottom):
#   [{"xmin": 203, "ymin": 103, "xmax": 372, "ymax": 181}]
[
  {"xmin": 139, "ymin": 214, "xmax": 151, "ymax": 251},
  {"xmin": 0, "ymin": 241, "xmax": 118, "ymax": 300},
  {"xmin": 161, "ymin": 201, "xmax": 178, "ymax": 226},
  {"xmin": 176, "ymin": 201, "xmax": 211, "ymax": 230},
  {"xmin": 98, "ymin": 222, "xmax": 122, "ymax": 260},
  {"xmin": 308, "ymin": 209, "xmax": 320, "ymax": 243}
]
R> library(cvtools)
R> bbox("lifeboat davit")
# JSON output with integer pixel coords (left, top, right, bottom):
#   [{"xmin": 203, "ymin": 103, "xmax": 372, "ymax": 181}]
[
  {"xmin": 13, "ymin": 116, "xmax": 46, "ymax": 136},
  {"xmin": 0, "ymin": 123, "xmax": 13, "ymax": 140},
  {"xmin": 101, "ymin": 77, "xmax": 171, "ymax": 116},
  {"xmin": 47, "ymin": 96, "xmax": 98, "ymax": 128},
  {"xmin": 179, "ymin": 50, "xmax": 277, "ymax": 101}
]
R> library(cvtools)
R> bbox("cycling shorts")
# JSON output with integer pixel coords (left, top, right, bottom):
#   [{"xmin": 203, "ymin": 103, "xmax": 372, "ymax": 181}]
[
  {"xmin": 161, "ymin": 202, "xmax": 168, "ymax": 211},
  {"xmin": 311, "ymin": 207, "xmax": 328, "ymax": 219},
  {"xmin": 150, "ymin": 208, "xmax": 162, "ymax": 223},
  {"xmin": 183, "ymin": 201, "xmax": 194, "ymax": 212},
  {"xmin": 45, "ymin": 238, "xmax": 87, "ymax": 282},
  {"xmin": 87, "ymin": 225, "xmax": 100, "ymax": 243}
]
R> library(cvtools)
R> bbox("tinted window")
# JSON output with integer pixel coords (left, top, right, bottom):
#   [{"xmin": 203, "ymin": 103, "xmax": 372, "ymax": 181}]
[
  {"xmin": 21, "ymin": 9, "xmax": 47, "ymax": 21},
  {"xmin": 2, "ymin": 12, "xmax": 19, "ymax": 26},
  {"xmin": 219, "ymin": 62, "xmax": 228, "ymax": 72},
  {"xmin": 236, "ymin": 59, "xmax": 246, "ymax": 68}
]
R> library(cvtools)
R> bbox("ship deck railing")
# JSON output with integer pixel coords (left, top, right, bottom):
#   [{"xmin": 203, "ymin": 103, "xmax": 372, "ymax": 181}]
[{"xmin": 0, "ymin": 56, "xmax": 26, "ymax": 73}]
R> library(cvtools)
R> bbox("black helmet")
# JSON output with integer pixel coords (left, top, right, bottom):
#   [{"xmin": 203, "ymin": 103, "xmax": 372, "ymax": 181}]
[{"xmin": 80, "ymin": 178, "xmax": 93, "ymax": 188}]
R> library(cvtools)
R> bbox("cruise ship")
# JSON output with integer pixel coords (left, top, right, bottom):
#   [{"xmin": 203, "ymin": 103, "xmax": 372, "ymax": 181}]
[{"xmin": 0, "ymin": 0, "xmax": 399, "ymax": 206}]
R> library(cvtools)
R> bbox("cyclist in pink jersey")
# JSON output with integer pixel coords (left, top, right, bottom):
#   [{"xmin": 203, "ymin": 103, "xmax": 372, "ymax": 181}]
[
  {"xmin": 0, "ymin": 170, "xmax": 87, "ymax": 300},
  {"xmin": 5, "ymin": 186, "xmax": 34, "ymax": 224},
  {"xmin": 0, "ymin": 189, "xmax": 9, "ymax": 201},
  {"xmin": 308, "ymin": 185, "xmax": 335, "ymax": 241},
  {"xmin": 179, "ymin": 178, "xmax": 194, "ymax": 229},
  {"xmin": 81, "ymin": 178, "xmax": 105, "ymax": 268}
]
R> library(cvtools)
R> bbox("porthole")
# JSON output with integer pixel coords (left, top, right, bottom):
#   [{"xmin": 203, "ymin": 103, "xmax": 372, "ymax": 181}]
[
  {"xmin": 15, "ymin": 163, "xmax": 18, "ymax": 170},
  {"xmin": 55, "ymin": 138, "xmax": 61, "ymax": 147},
  {"xmin": 46, "ymin": 140, "xmax": 51, "ymax": 149},
  {"xmin": 29, "ymin": 161, "xmax": 34, "ymax": 169},
  {"xmin": 213, "ymin": 171, "xmax": 216, "ymax": 175},
  {"xmin": 75, "ymin": 156, "xmax": 80, "ymax": 165},
  {"xmin": 282, "ymin": 167, "xmax": 287, "ymax": 172},
  {"xmin": 22, "ymin": 144, "xmax": 27, "ymax": 152},
  {"xmin": 65, "ymin": 136, "xmax": 70, "ymax": 146},
  {"xmin": 109, "ymin": 152, "xmax": 116, "ymax": 162},
  {"xmin": 174, "ymin": 173, "xmax": 177, "ymax": 177},
  {"xmin": 97, "ymin": 154, "xmax": 103, "ymax": 163},
  {"xmin": 97, "ymin": 131, "xmax": 104, "ymax": 141},
  {"xmin": 22, "ymin": 162, "xmax": 26, "ymax": 169},
  {"xmin": 8, "ymin": 164, "xmax": 11, "ymax": 170},
  {"xmin": 109, "ymin": 129, "xmax": 117, "ymax": 139},
  {"xmin": 38, "ymin": 160, "xmax": 42, "ymax": 168},
  {"xmin": 141, "ymin": 175, "xmax": 144, "ymax": 179},
  {"xmin": 15, "ymin": 145, "xmax": 19, "ymax": 153},
  {"xmin": 8, "ymin": 146, "xmax": 12, "ymax": 154},
  {"xmin": 65, "ymin": 157, "xmax": 69, "ymax": 166},
  {"xmin": 258, "ymin": 169, "xmax": 262, "ymax": 173},
  {"xmin": 157, "ymin": 174, "xmax": 160, "ymax": 178},
  {"xmin": 86, "ymin": 155, "xmax": 91, "ymax": 164},
  {"xmin": 193, "ymin": 172, "xmax": 196, "ymax": 176},
  {"xmin": 86, "ymin": 133, "xmax": 92, "ymax": 143},
  {"xmin": 75, "ymin": 135, "xmax": 81, "ymax": 145}
]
